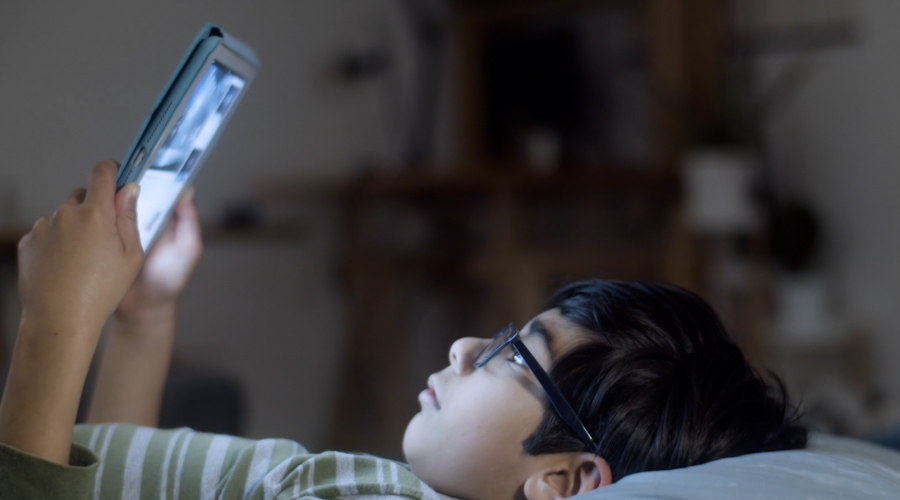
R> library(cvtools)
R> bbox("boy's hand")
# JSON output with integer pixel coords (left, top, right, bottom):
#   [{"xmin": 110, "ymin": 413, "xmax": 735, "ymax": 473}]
[
  {"xmin": 87, "ymin": 190, "xmax": 202, "ymax": 427},
  {"xmin": 0, "ymin": 160, "xmax": 144, "ymax": 464},
  {"xmin": 116, "ymin": 188, "xmax": 203, "ymax": 320},
  {"xmin": 17, "ymin": 160, "xmax": 144, "ymax": 337}
]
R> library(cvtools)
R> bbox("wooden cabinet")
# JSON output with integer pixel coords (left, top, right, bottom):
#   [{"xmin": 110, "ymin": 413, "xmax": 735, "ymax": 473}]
[
  {"xmin": 322, "ymin": 170, "xmax": 685, "ymax": 458},
  {"xmin": 316, "ymin": 0, "xmax": 731, "ymax": 458}
]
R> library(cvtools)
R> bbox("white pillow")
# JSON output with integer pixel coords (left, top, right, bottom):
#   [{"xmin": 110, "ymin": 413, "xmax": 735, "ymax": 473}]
[{"xmin": 577, "ymin": 434, "xmax": 900, "ymax": 499}]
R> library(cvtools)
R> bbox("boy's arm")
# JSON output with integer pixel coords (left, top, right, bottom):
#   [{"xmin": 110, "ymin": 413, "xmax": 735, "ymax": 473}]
[
  {"xmin": 86, "ymin": 307, "xmax": 177, "ymax": 427},
  {"xmin": 0, "ymin": 161, "xmax": 144, "ymax": 465},
  {"xmin": 87, "ymin": 190, "xmax": 202, "ymax": 426}
]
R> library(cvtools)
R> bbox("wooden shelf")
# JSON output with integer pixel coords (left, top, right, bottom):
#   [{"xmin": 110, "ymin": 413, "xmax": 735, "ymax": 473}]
[
  {"xmin": 455, "ymin": 0, "xmax": 612, "ymax": 24},
  {"xmin": 322, "ymin": 0, "xmax": 740, "ymax": 456},
  {"xmin": 0, "ymin": 223, "xmax": 305, "ymax": 252},
  {"xmin": 263, "ymin": 167, "xmax": 681, "ymax": 200},
  {"xmin": 203, "ymin": 222, "xmax": 307, "ymax": 244}
]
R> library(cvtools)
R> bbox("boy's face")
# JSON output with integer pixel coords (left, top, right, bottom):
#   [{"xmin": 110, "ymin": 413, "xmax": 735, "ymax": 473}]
[{"xmin": 402, "ymin": 309, "xmax": 589, "ymax": 500}]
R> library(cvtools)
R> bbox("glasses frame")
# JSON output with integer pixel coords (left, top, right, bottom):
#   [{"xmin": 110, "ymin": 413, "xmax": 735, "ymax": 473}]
[{"xmin": 474, "ymin": 323, "xmax": 598, "ymax": 454}]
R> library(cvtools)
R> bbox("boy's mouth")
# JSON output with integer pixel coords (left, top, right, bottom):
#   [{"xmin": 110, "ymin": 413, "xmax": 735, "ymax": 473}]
[{"xmin": 418, "ymin": 375, "xmax": 441, "ymax": 410}]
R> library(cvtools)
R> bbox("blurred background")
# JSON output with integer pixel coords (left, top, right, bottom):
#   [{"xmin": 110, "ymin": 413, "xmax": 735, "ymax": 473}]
[{"xmin": 1, "ymin": 0, "xmax": 899, "ymax": 459}]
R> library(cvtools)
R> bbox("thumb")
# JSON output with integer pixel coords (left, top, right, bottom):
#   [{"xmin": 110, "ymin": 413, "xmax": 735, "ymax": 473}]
[{"xmin": 115, "ymin": 182, "xmax": 143, "ymax": 254}]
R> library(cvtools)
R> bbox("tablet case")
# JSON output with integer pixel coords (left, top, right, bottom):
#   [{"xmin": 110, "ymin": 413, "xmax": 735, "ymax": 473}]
[{"xmin": 117, "ymin": 24, "xmax": 261, "ymax": 187}]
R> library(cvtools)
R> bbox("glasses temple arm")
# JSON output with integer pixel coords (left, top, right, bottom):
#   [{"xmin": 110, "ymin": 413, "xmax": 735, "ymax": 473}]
[{"xmin": 514, "ymin": 342, "xmax": 599, "ymax": 454}]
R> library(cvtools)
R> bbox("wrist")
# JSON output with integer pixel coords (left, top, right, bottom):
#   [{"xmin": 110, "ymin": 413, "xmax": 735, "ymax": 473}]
[
  {"xmin": 12, "ymin": 316, "xmax": 101, "ymax": 390},
  {"xmin": 114, "ymin": 300, "xmax": 178, "ymax": 325},
  {"xmin": 18, "ymin": 312, "xmax": 103, "ymax": 347},
  {"xmin": 1, "ymin": 316, "xmax": 100, "ymax": 464},
  {"xmin": 110, "ymin": 302, "xmax": 178, "ymax": 346}
]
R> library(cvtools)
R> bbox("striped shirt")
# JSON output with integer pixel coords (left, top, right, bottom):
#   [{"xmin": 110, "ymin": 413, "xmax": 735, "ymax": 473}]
[{"xmin": 0, "ymin": 424, "xmax": 442, "ymax": 500}]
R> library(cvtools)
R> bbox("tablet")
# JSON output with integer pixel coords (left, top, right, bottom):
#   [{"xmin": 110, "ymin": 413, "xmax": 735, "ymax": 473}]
[{"xmin": 116, "ymin": 24, "xmax": 260, "ymax": 250}]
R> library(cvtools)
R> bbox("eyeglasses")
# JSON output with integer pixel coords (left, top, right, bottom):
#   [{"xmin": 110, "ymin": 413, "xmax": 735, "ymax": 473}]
[{"xmin": 474, "ymin": 323, "xmax": 598, "ymax": 454}]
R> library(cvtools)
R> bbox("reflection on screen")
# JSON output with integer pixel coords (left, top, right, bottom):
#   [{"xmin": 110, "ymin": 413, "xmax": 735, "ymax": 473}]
[{"xmin": 137, "ymin": 61, "xmax": 246, "ymax": 249}]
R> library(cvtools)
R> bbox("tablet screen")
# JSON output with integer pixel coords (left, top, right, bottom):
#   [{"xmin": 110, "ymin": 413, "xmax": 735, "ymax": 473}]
[{"xmin": 136, "ymin": 61, "xmax": 246, "ymax": 249}]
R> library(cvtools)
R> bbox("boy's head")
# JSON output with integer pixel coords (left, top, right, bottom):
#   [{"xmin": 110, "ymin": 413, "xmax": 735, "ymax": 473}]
[{"xmin": 403, "ymin": 280, "xmax": 807, "ymax": 500}]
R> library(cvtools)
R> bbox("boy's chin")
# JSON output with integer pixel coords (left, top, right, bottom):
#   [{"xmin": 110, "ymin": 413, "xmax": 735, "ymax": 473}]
[
  {"xmin": 401, "ymin": 414, "xmax": 419, "ymax": 462},
  {"xmin": 401, "ymin": 412, "xmax": 434, "ymax": 467}
]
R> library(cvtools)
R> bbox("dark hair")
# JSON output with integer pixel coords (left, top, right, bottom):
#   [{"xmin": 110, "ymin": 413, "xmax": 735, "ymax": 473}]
[{"xmin": 523, "ymin": 279, "xmax": 807, "ymax": 481}]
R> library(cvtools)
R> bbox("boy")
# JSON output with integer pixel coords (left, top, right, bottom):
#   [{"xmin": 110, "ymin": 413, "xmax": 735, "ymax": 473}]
[{"xmin": 0, "ymin": 161, "xmax": 805, "ymax": 499}]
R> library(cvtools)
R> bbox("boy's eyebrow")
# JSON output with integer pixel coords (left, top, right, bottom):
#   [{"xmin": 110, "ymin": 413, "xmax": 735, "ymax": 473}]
[{"xmin": 525, "ymin": 320, "xmax": 555, "ymax": 357}]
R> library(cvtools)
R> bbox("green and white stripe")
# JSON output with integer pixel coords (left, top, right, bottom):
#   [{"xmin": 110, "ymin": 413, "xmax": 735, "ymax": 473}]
[{"xmin": 70, "ymin": 424, "xmax": 440, "ymax": 500}]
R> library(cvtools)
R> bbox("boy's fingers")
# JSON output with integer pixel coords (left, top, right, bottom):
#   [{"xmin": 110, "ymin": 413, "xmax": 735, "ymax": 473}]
[
  {"xmin": 115, "ymin": 182, "xmax": 143, "ymax": 255},
  {"xmin": 175, "ymin": 191, "xmax": 201, "ymax": 239},
  {"xmin": 158, "ymin": 218, "xmax": 177, "ymax": 243},
  {"xmin": 84, "ymin": 160, "xmax": 119, "ymax": 206},
  {"xmin": 174, "ymin": 187, "xmax": 196, "ymax": 213},
  {"xmin": 64, "ymin": 188, "xmax": 87, "ymax": 205},
  {"xmin": 173, "ymin": 189, "xmax": 199, "ymax": 225},
  {"xmin": 175, "ymin": 189, "xmax": 198, "ymax": 218}
]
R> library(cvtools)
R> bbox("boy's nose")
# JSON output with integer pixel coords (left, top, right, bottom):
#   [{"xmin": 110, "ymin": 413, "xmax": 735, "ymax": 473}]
[{"xmin": 449, "ymin": 337, "xmax": 485, "ymax": 375}]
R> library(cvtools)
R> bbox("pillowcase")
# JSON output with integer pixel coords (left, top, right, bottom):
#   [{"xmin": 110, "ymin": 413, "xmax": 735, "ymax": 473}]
[{"xmin": 577, "ymin": 434, "xmax": 900, "ymax": 500}]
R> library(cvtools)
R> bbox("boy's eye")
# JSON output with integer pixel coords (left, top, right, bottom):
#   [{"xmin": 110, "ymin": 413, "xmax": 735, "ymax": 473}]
[{"xmin": 509, "ymin": 352, "xmax": 527, "ymax": 367}]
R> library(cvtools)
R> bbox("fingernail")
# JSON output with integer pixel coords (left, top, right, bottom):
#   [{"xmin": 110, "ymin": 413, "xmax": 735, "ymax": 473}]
[{"xmin": 130, "ymin": 183, "xmax": 141, "ymax": 201}]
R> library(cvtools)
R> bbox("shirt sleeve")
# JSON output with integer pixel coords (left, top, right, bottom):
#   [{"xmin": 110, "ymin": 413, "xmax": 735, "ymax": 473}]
[
  {"xmin": 247, "ymin": 450, "xmax": 442, "ymax": 500},
  {"xmin": 72, "ymin": 423, "xmax": 441, "ymax": 500},
  {"xmin": 0, "ymin": 441, "xmax": 99, "ymax": 500}
]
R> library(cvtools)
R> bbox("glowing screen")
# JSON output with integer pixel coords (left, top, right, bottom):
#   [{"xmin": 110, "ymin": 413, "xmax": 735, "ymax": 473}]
[{"xmin": 136, "ymin": 61, "xmax": 245, "ymax": 249}]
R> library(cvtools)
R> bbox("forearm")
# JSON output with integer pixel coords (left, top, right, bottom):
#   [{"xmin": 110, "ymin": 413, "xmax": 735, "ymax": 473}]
[
  {"xmin": 0, "ymin": 161, "xmax": 145, "ymax": 466},
  {"xmin": 0, "ymin": 318, "xmax": 100, "ymax": 464},
  {"xmin": 85, "ymin": 305, "xmax": 177, "ymax": 427}
]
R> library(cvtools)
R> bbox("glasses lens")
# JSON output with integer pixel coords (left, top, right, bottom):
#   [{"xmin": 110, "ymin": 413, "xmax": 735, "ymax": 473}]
[{"xmin": 475, "ymin": 324, "xmax": 517, "ymax": 367}]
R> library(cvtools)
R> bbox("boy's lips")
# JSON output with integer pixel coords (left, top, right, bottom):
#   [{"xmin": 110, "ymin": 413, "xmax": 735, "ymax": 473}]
[{"xmin": 418, "ymin": 375, "xmax": 441, "ymax": 410}]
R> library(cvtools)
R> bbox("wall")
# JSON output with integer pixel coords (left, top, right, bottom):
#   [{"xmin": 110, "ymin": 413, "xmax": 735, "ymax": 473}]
[
  {"xmin": 761, "ymin": 0, "xmax": 900, "ymax": 409},
  {"xmin": 0, "ymin": 0, "xmax": 415, "ymax": 449},
  {"xmin": 12, "ymin": 0, "xmax": 900, "ymax": 446}
]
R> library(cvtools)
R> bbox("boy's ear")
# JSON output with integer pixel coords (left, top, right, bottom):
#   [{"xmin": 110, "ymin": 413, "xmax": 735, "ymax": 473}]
[{"xmin": 523, "ymin": 453, "xmax": 612, "ymax": 500}]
